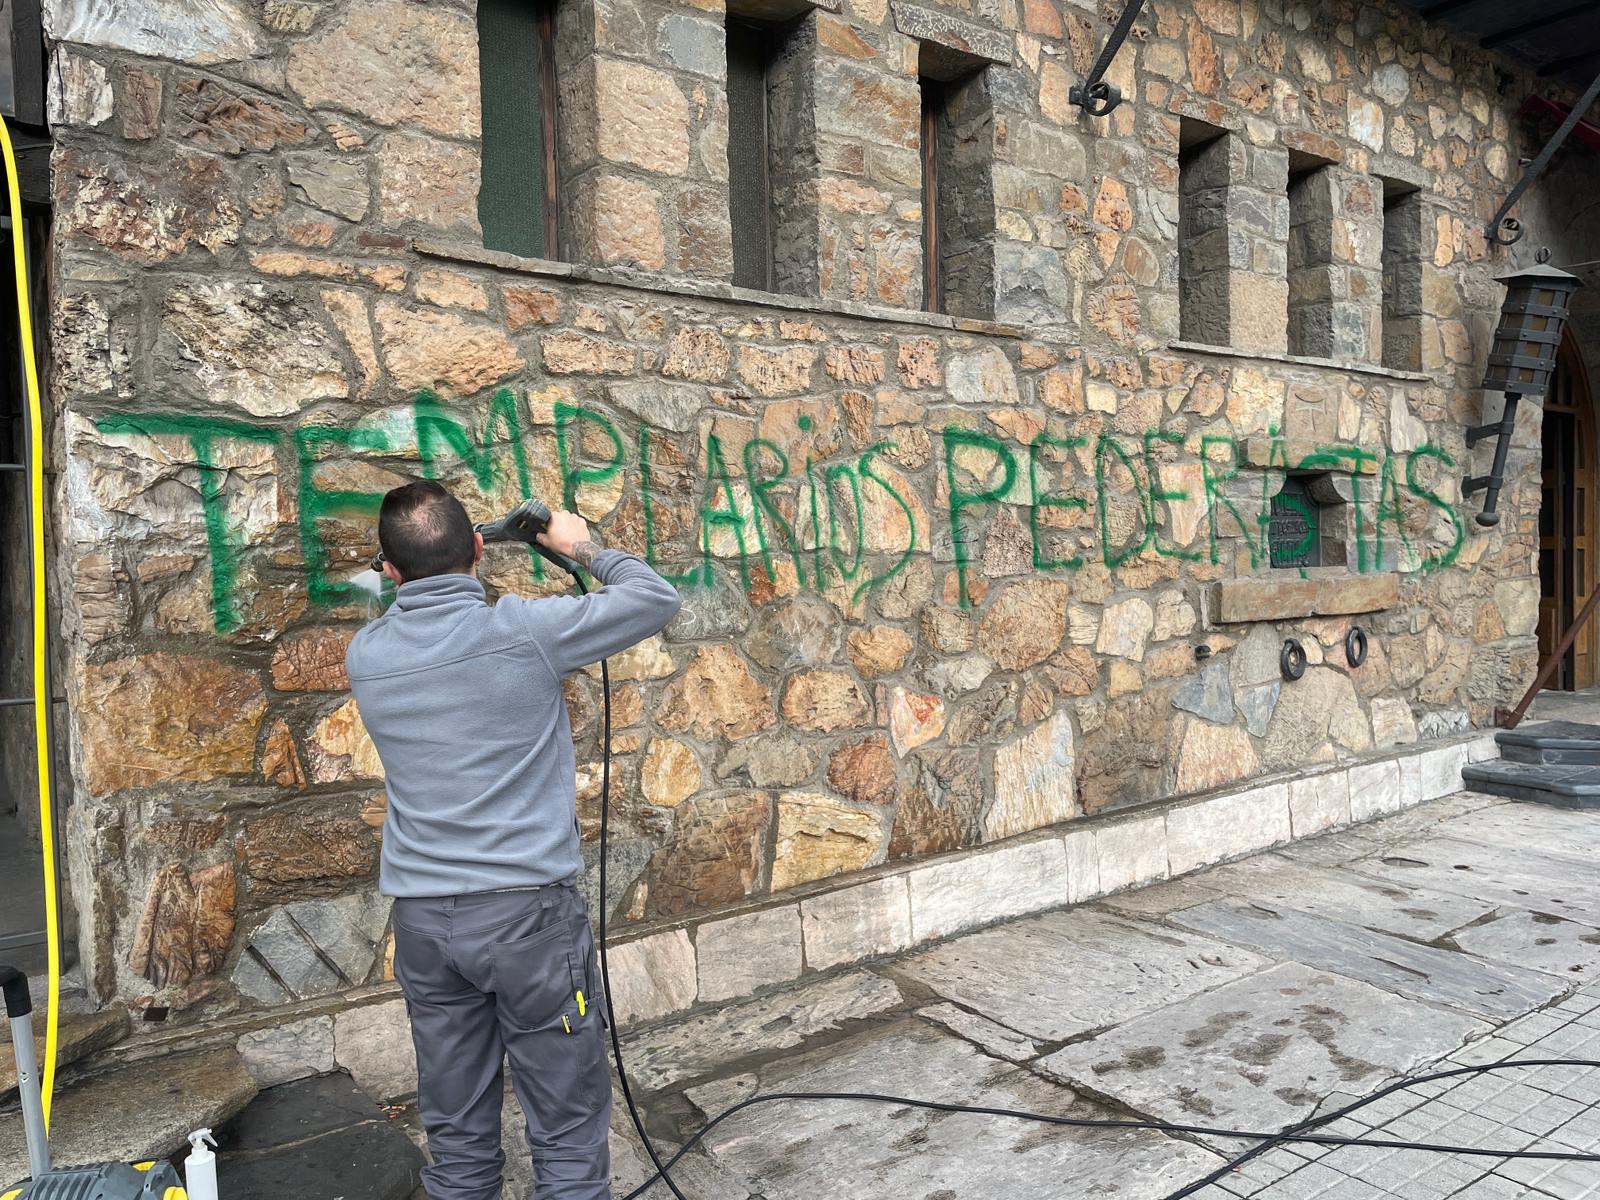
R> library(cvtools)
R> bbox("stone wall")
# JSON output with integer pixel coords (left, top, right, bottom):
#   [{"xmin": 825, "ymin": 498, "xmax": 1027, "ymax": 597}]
[{"xmin": 36, "ymin": 0, "xmax": 1588, "ymax": 1020}]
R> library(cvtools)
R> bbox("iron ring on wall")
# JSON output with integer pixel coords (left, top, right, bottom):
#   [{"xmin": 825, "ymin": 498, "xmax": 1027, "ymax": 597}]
[
  {"xmin": 1280, "ymin": 639, "xmax": 1307, "ymax": 682},
  {"xmin": 1345, "ymin": 626, "xmax": 1369, "ymax": 668}
]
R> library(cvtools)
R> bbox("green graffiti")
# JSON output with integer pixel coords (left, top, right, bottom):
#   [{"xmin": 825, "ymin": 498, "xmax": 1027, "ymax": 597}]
[
  {"xmin": 698, "ymin": 434, "xmax": 749, "ymax": 589},
  {"xmin": 1095, "ymin": 433, "xmax": 1148, "ymax": 569},
  {"xmin": 1405, "ymin": 444, "xmax": 1465, "ymax": 572},
  {"xmin": 744, "ymin": 437, "xmax": 802, "ymax": 588},
  {"xmin": 416, "ymin": 388, "xmax": 543, "ymax": 579},
  {"xmin": 295, "ymin": 424, "xmax": 393, "ymax": 607},
  {"xmin": 96, "ymin": 397, "xmax": 1478, "ymax": 636},
  {"xmin": 1029, "ymin": 434, "xmax": 1086, "ymax": 572},
  {"xmin": 855, "ymin": 443, "xmax": 917, "ymax": 601},
  {"xmin": 825, "ymin": 461, "xmax": 864, "ymax": 583},
  {"xmin": 1201, "ymin": 435, "xmax": 1265, "ymax": 569},
  {"xmin": 943, "ymin": 428, "xmax": 1017, "ymax": 608},
  {"xmin": 554, "ymin": 401, "xmax": 624, "ymax": 514},
  {"xmin": 94, "ymin": 413, "xmax": 280, "ymax": 634},
  {"xmin": 1143, "ymin": 429, "xmax": 1200, "ymax": 563}
]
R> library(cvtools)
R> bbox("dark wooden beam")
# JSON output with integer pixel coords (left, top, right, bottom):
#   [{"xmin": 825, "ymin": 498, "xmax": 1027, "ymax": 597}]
[
  {"xmin": 1482, "ymin": 1, "xmax": 1592, "ymax": 50},
  {"xmin": 1421, "ymin": 0, "xmax": 1485, "ymax": 19},
  {"xmin": 1540, "ymin": 43, "xmax": 1600, "ymax": 77}
]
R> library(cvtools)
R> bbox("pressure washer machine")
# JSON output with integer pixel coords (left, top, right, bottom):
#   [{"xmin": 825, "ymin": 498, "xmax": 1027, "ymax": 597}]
[{"xmin": 2, "ymin": 964, "xmax": 196, "ymax": 1200}]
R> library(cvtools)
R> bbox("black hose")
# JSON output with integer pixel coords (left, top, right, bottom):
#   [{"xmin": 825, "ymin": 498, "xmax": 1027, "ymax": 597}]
[
  {"xmin": 570, "ymin": 574, "xmax": 1600, "ymax": 1200},
  {"xmin": 570, "ymin": 569, "xmax": 693, "ymax": 1200}
]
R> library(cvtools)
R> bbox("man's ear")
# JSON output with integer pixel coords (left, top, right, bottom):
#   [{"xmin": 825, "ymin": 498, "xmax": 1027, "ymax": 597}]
[
  {"xmin": 473, "ymin": 531, "xmax": 484, "ymax": 564},
  {"xmin": 382, "ymin": 560, "xmax": 405, "ymax": 586}
]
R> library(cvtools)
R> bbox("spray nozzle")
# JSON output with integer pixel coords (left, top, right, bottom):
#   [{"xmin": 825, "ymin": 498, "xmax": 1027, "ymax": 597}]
[
  {"xmin": 189, "ymin": 1129, "xmax": 216, "ymax": 1152},
  {"xmin": 475, "ymin": 498, "xmax": 554, "ymax": 546},
  {"xmin": 476, "ymin": 498, "xmax": 583, "ymax": 577}
]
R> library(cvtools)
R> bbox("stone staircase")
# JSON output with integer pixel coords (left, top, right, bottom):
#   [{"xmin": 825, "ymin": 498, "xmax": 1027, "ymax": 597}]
[{"xmin": 1462, "ymin": 719, "xmax": 1600, "ymax": 808}]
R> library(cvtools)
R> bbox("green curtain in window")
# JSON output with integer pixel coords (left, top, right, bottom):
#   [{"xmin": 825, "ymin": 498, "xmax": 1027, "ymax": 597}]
[{"xmin": 478, "ymin": 0, "xmax": 549, "ymax": 259}]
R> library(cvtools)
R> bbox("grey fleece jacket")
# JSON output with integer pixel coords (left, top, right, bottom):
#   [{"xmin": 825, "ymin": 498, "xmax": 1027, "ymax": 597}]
[{"xmin": 346, "ymin": 550, "xmax": 681, "ymax": 898}]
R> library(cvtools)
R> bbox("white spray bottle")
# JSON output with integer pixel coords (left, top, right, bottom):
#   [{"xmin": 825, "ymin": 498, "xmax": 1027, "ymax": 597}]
[{"xmin": 185, "ymin": 1128, "xmax": 219, "ymax": 1200}]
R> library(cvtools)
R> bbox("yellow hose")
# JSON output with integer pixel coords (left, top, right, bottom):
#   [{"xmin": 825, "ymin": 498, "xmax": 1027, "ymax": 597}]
[{"xmin": 0, "ymin": 114, "xmax": 59, "ymax": 1130}]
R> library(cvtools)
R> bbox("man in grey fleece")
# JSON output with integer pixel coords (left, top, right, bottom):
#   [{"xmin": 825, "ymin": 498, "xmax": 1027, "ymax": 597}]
[{"xmin": 346, "ymin": 480, "xmax": 681, "ymax": 1200}]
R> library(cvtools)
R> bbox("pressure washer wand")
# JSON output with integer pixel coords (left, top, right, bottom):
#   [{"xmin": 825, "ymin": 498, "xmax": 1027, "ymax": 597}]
[
  {"xmin": 1, "ymin": 964, "xmax": 51, "ymax": 1180},
  {"xmin": 474, "ymin": 498, "xmax": 585, "ymax": 578}
]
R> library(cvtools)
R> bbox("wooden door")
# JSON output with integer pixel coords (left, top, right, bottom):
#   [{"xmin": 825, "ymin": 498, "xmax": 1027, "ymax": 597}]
[{"xmin": 1539, "ymin": 336, "xmax": 1597, "ymax": 690}]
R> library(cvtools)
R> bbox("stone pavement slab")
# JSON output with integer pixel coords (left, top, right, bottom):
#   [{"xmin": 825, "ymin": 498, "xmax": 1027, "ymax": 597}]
[
  {"xmin": 1436, "ymin": 800, "xmax": 1600, "ymax": 861},
  {"xmin": 1158, "ymin": 853, "xmax": 1495, "ymax": 942},
  {"xmin": 895, "ymin": 907, "xmax": 1268, "ymax": 1043},
  {"xmin": 1274, "ymin": 794, "xmax": 1503, "ymax": 868},
  {"xmin": 216, "ymin": 1073, "xmax": 423, "ymax": 1200},
  {"xmin": 0, "ymin": 1049, "xmax": 257, "ymax": 1185},
  {"xmin": 683, "ymin": 1018, "xmax": 1223, "ymax": 1200},
  {"xmin": 1206, "ymin": 979, "xmax": 1600, "ymax": 1199},
  {"xmin": 1035, "ymin": 962, "xmax": 1490, "ymax": 1132},
  {"xmin": 1170, "ymin": 900, "xmax": 1566, "ymax": 1020},
  {"xmin": 1348, "ymin": 835, "xmax": 1600, "ymax": 927},
  {"xmin": 618, "ymin": 970, "xmax": 902, "ymax": 1091},
  {"xmin": 1451, "ymin": 910, "xmax": 1600, "ymax": 982}
]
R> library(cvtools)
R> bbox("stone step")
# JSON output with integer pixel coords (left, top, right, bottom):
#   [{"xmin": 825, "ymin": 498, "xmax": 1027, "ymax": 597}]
[
  {"xmin": 213, "ymin": 1073, "xmax": 424, "ymax": 1200},
  {"xmin": 0, "ymin": 1048, "xmax": 257, "ymax": 1187},
  {"xmin": 1496, "ymin": 720, "xmax": 1600, "ymax": 766},
  {"xmin": 0, "ymin": 1009, "xmax": 131, "ymax": 1104},
  {"xmin": 1461, "ymin": 760, "xmax": 1600, "ymax": 809}
]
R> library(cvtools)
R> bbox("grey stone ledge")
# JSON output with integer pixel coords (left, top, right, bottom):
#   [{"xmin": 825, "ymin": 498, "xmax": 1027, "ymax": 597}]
[
  {"xmin": 1168, "ymin": 339, "xmax": 1433, "ymax": 383},
  {"xmin": 414, "ymin": 239, "xmax": 1026, "ymax": 339},
  {"xmin": 85, "ymin": 731, "xmax": 1500, "ymax": 1072},
  {"xmin": 890, "ymin": 1, "xmax": 1014, "ymax": 66}
]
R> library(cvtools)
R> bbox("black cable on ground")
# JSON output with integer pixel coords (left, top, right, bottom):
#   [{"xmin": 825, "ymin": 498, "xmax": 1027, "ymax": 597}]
[{"xmin": 572, "ymin": 572, "xmax": 1600, "ymax": 1200}]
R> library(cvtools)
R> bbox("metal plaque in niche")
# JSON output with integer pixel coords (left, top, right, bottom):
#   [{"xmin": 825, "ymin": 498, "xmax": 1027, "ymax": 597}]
[{"xmin": 1269, "ymin": 476, "xmax": 1321, "ymax": 568}]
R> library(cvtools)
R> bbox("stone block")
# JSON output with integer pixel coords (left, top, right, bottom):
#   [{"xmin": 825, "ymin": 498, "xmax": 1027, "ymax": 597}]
[
  {"xmin": 237, "ymin": 1015, "xmax": 336, "ymax": 1087},
  {"xmin": 607, "ymin": 929, "xmax": 698, "ymax": 1025},
  {"xmin": 1094, "ymin": 813, "xmax": 1169, "ymax": 893},
  {"xmin": 334, "ymin": 1000, "xmax": 416, "ymax": 1102},
  {"xmin": 1396, "ymin": 752, "xmax": 1425, "ymax": 809},
  {"xmin": 801, "ymin": 875, "xmax": 913, "ymax": 970},
  {"xmin": 696, "ymin": 906, "xmax": 802, "ymax": 1002},
  {"xmin": 891, "ymin": 1, "xmax": 1013, "ymax": 64},
  {"xmin": 1466, "ymin": 733, "xmax": 1500, "ymax": 764},
  {"xmin": 1166, "ymin": 783, "xmax": 1291, "ymax": 875},
  {"xmin": 1416, "ymin": 741, "xmax": 1469, "ymax": 801},
  {"xmin": 1062, "ymin": 826, "xmax": 1099, "ymax": 903},
  {"xmin": 1210, "ymin": 572, "xmax": 1399, "ymax": 624},
  {"xmin": 1288, "ymin": 770, "xmax": 1350, "ymax": 838},
  {"xmin": 1348, "ymin": 758, "xmax": 1402, "ymax": 822},
  {"xmin": 1317, "ymin": 572, "xmax": 1401, "ymax": 615},
  {"xmin": 1210, "ymin": 577, "xmax": 1320, "ymax": 623},
  {"xmin": 0, "ymin": 1049, "xmax": 256, "ymax": 1187},
  {"xmin": 907, "ymin": 838, "xmax": 1071, "ymax": 942}
]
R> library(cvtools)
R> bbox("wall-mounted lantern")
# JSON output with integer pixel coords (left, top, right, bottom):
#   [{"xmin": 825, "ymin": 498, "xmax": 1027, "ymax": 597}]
[{"xmin": 1466, "ymin": 251, "xmax": 1582, "ymax": 527}]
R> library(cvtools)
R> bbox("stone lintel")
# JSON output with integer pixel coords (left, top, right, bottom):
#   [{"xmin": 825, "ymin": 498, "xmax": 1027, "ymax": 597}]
[
  {"xmin": 1369, "ymin": 154, "xmax": 1431, "ymax": 193},
  {"xmin": 1281, "ymin": 126, "xmax": 1343, "ymax": 166},
  {"xmin": 1210, "ymin": 571, "xmax": 1399, "ymax": 623},
  {"xmin": 730, "ymin": 0, "xmax": 842, "ymax": 17},
  {"xmin": 891, "ymin": 1, "xmax": 1013, "ymax": 69},
  {"xmin": 1241, "ymin": 437, "xmax": 1381, "ymax": 474}
]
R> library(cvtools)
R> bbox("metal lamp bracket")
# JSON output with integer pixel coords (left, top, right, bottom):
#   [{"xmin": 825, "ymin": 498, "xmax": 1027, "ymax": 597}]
[{"xmin": 1464, "ymin": 393, "xmax": 1521, "ymax": 528}]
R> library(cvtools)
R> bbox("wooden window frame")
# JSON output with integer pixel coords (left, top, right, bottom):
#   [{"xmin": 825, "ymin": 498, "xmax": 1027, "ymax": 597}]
[
  {"xmin": 478, "ymin": 0, "xmax": 561, "ymax": 260},
  {"xmin": 726, "ymin": 16, "xmax": 778, "ymax": 292},
  {"xmin": 535, "ymin": 3, "xmax": 560, "ymax": 259},
  {"xmin": 920, "ymin": 78, "xmax": 942, "ymax": 314}
]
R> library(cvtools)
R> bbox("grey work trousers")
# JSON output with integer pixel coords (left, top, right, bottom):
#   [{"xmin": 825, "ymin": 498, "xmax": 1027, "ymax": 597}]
[{"xmin": 393, "ymin": 886, "xmax": 614, "ymax": 1200}]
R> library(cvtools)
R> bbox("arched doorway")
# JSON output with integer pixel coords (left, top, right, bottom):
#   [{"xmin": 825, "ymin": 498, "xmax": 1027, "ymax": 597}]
[{"xmin": 1539, "ymin": 334, "xmax": 1598, "ymax": 690}]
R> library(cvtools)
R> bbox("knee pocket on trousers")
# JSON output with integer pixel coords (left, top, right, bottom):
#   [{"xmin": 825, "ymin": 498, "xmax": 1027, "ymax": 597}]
[{"xmin": 492, "ymin": 919, "xmax": 586, "ymax": 1033}]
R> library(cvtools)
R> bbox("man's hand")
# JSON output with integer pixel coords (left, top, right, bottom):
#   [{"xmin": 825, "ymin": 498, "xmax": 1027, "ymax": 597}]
[{"xmin": 538, "ymin": 510, "xmax": 603, "ymax": 567}]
